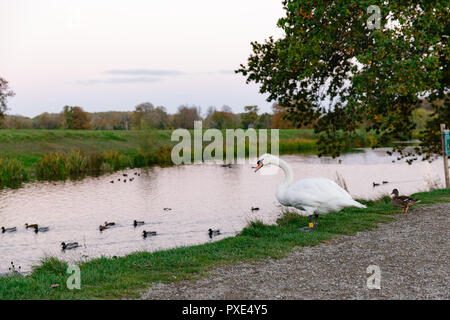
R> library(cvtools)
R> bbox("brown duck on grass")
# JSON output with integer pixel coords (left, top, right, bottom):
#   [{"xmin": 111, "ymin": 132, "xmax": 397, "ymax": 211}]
[{"xmin": 391, "ymin": 189, "xmax": 420, "ymax": 214}]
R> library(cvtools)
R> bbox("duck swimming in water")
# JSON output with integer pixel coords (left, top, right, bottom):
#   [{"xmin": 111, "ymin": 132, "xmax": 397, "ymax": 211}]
[
  {"xmin": 208, "ymin": 229, "xmax": 221, "ymax": 238},
  {"xmin": 2, "ymin": 227, "xmax": 17, "ymax": 233},
  {"xmin": 34, "ymin": 226, "xmax": 49, "ymax": 233},
  {"xmin": 104, "ymin": 221, "xmax": 115, "ymax": 227},
  {"xmin": 142, "ymin": 230, "xmax": 157, "ymax": 238},
  {"xmin": 133, "ymin": 220, "xmax": 144, "ymax": 227},
  {"xmin": 25, "ymin": 223, "xmax": 38, "ymax": 229},
  {"xmin": 61, "ymin": 242, "xmax": 79, "ymax": 250}
]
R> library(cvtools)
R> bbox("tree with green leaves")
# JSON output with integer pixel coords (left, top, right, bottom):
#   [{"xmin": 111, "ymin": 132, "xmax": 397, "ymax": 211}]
[
  {"xmin": 237, "ymin": 1, "xmax": 449, "ymax": 161},
  {"xmin": 0, "ymin": 77, "xmax": 15, "ymax": 121},
  {"xmin": 241, "ymin": 105, "xmax": 259, "ymax": 129},
  {"xmin": 62, "ymin": 106, "xmax": 91, "ymax": 130}
]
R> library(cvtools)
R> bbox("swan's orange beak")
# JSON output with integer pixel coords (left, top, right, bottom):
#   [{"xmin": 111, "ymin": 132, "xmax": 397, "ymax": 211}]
[{"xmin": 254, "ymin": 161, "xmax": 263, "ymax": 172}]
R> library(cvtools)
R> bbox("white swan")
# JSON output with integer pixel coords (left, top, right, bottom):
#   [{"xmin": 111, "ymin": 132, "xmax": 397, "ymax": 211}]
[{"xmin": 254, "ymin": 154, "xmax": 366, "ymax": 231}]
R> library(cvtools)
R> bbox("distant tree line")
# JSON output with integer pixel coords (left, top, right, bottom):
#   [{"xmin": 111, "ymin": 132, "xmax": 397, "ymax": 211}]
[{"xmin": 0, "ymin": 102, "xmax": 300, "ymax": 130}]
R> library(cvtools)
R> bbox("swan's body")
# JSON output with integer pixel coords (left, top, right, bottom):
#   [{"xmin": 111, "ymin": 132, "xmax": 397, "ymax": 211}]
[
  {"xmin": 276, "ymin": 177, "xmax": 366, "ymax": 216},
  {"xmin": 255, "ymin": 154, "xmax": 366, "ymax": 229}
]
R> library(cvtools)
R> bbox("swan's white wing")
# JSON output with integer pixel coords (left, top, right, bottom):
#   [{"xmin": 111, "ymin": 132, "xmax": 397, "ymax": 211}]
[{"xmin": 283, "ymin": 178, "xmax": 363, "ymax": 213}]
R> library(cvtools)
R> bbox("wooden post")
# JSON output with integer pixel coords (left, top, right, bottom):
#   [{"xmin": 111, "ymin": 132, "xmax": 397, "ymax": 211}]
[{"xmin": 441, "ymin": 124, "xmax": 450, "ymax": 188}]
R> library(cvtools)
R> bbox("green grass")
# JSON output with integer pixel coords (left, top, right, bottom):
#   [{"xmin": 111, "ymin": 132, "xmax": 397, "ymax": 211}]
[{"xmin": 1, "ymin": 188, "xmax": 448, "ymax": 300}]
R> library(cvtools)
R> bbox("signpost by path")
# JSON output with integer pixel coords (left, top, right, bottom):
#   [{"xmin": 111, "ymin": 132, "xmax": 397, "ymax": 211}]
[{"xmin": 441, "ymin": 124, "xmax": 450, "ymax": 188}]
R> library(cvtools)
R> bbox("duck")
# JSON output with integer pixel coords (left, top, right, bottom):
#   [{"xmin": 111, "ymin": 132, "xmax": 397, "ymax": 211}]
[
  {"xmin": 118, "ymin": 178, "xmax": 121, "ymax": 181},
  {"xmin": 104, "ymin": 221, "xmax": 115, "ymax": 227},
  {"xmin": 34, "ymin": 226, "xmax": 49, "ymax": 233},
  {"xmin": 382, "ymin": 181, "xmax": 389, "ymax": 184},
  {"xmin": 123, "ymin": 173, "xmax": 128, "ymax": 177},
  {"xmin": 61, "ymin": 242, "xmax": 79, "ymax": 250},
  {"xmin": 391, "ymin": 189, "xmax": 420, "ymax": 214},
  {"xmin": 208, "ymin": 229, "xmax": 221, "ymax": 238},
  {"xmin": 251, "ymin": 207, "xmax": 260, "ymax": 211},
  {"xmin": 142, "ymin": 230, "xmax": 157, "ymax": 238},
  {"xmin": 99, "ymin": 225, "xmax": 108, "ymax": 231},
  {"xmin": 133, "ymin": 220, "xmax": 144, "ymax": 227},
  {"xmin": 372, "ymin": 182, "xmax": 380, "ymax": 187},
  {"xmin": 1, "ymin": 227, "xmax": 17, "ymax": 233},
  {"xmin": 254, "ymin": 154, "xmax": 366, "ymax": 231},
  {"xmin": 163, "ymin": 208, "xmax": 172, "ymax": 211},
  {"xmin": 25, "ymin": 223, "xmax": 38, "ymax": 229},
  {"xmin": 110, "ymin": 180, "xmax": 114, "ymax": 183}
]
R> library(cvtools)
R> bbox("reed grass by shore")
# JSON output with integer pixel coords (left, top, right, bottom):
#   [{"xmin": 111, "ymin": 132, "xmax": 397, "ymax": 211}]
[
  {"xmin": 0, "ymin": 188, "xmax": 448, "ymax": 300},
  {"xmin": 0, "ymin": 158, "xmax": 27, "ymax": 187}
]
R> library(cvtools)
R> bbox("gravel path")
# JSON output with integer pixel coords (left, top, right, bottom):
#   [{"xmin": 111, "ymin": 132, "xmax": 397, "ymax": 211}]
[{"xmin": 141, "ymin": 203, "xmax": 450, "ymax": 300}]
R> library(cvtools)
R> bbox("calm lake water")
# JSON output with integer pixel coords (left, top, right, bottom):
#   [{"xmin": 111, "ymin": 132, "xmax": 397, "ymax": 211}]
[{"xmin": 0, "ymin": 149, "xmax": 445, "ymax": 274}]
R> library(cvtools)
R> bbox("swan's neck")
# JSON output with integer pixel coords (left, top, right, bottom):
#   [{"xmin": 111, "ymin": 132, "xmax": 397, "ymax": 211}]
[{"xmin": 276, "ymin": 157, "xmax": 294, "ymax": 189}]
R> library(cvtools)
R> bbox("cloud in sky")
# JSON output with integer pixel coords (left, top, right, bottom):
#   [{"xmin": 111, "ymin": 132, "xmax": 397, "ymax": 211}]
[
  {"xmin": 105, "ymin": 69, "xmax": 185, "ymax": 76},
  {"xmin": 77, "ymin": 69, "xmax": 235, "ymax": 85},
  {"xmin": 76, "ymin": 77, "xmax": 162, "ymax": 85},
  {"xmin": 217, "ymin": 70, "xmax": 235, "ymax": 75}
]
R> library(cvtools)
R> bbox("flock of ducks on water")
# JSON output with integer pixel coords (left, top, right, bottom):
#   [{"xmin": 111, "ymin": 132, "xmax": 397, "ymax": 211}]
[
  {"xmin": 2, "ymin": 224, "xmax": 50, "ymax": 234},
  {"xmin": 110, "ymin": 172, "xmax": 140, "ymax": 183},
  {"xmin": 373, "ymin": 181, "xmax": 389, "ymax": 187},
  {"xmin": 1, "ymin": 215, "xmax": 226, "ymax": 252},
  {"xmin": 8, "ymin": 261, "xmax": 21, "ymax": 274}
]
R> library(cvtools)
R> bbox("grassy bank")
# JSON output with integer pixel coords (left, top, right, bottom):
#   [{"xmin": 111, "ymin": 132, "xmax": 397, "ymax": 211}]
[
  {"xmin": 0, "ymin": 129, "xmax": 378, "ymax": 188},
  {"xmin": 1, "ymin": 188, "xmax": 448, "ymax": 300}
]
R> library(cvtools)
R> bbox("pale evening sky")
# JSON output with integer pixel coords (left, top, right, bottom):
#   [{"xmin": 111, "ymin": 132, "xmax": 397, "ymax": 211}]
[{"xmin": 0, "ymin": 0, "xmax": 285, "ymax": 117}]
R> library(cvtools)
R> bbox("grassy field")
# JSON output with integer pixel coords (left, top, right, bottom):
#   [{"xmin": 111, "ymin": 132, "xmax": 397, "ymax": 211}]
[
  {"xmin": 0, "ymin": 188, "xmax": 448, "ymax": 300},
  {"xmin": 0, "ymin": 129, "xmax": 378, "ymax": 188}
]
